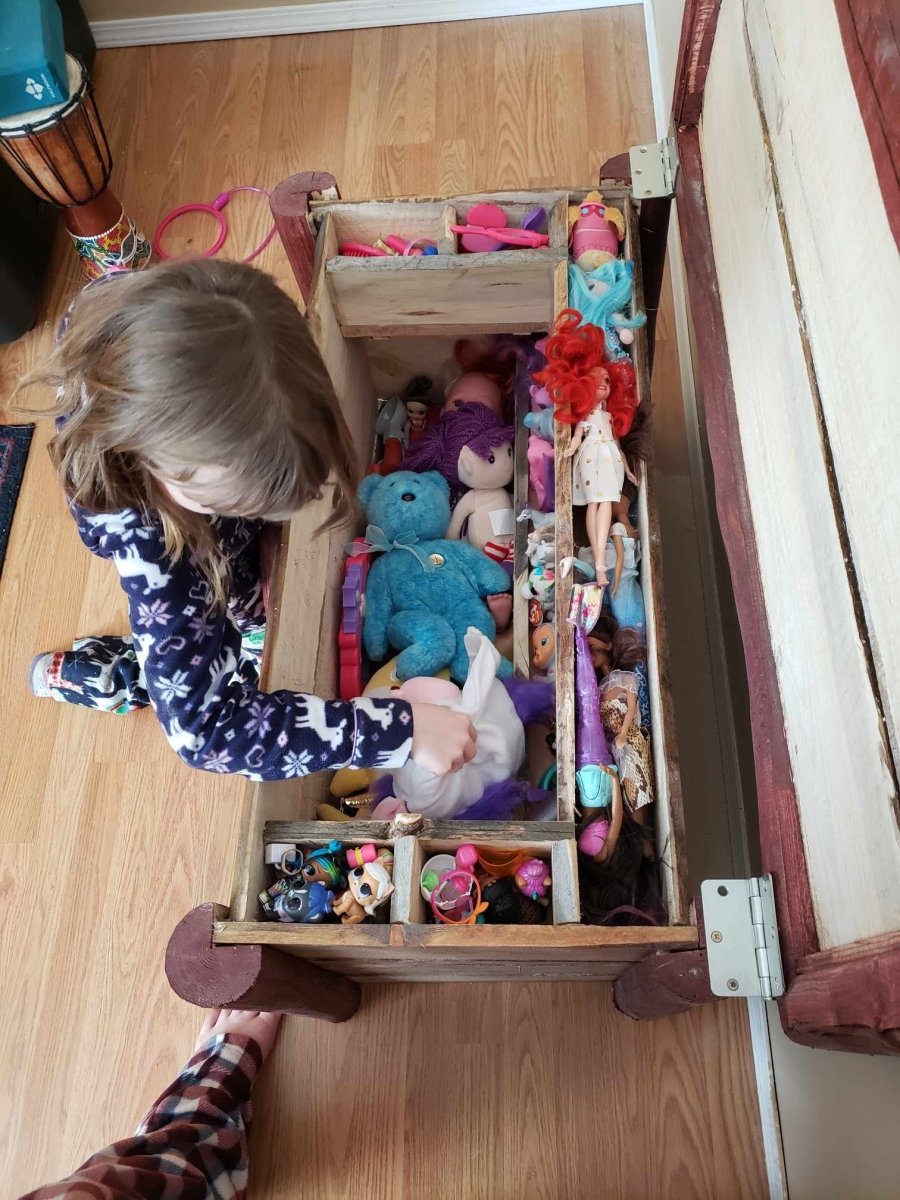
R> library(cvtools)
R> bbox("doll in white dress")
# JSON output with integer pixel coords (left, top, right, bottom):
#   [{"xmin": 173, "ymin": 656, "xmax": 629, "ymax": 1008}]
[{"xmin": 537, "ymin": 311, "xmax": 640, "ymax": 581}]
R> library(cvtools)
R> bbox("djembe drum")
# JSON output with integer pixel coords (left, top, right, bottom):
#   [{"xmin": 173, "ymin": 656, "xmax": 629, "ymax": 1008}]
[{"xmin": 0, "ymin": 54, "xmax": 150, "ymax": 278}]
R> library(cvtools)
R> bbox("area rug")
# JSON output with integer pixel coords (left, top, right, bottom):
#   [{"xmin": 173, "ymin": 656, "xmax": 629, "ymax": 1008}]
[{"xmin": 0, "ymin": 424, "xmax": 34, "ymax": 580}]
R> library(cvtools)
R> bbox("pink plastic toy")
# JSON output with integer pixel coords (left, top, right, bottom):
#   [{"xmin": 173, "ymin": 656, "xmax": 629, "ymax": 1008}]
[
  {"xmin": 338, "ymin": 539, "xmax": 370, "ymax": 700},
  {"xmin": 569, "ymin": 192, "xmax": 625, "ymax": 270},
  {"xmin": 346, "ymin": 843, "xmax": 378, "ymax": 868},
  {"xmin": 514, "ymin": 857, "xmax": 552, "ymax": 904},
  {"xmin": 455, "ymin": 843, "xmax": 479, "ymax": 871},
  {"xmin": 451, "ymin": 223, "xmax": 549, "ymax": 249},
  {"xmin": 453, "ymin": 203, "xmax": 549, "ymax": 252},
  {"xmin": 338, "ymin": 241, "xmax": 390, "ymax": 257}
]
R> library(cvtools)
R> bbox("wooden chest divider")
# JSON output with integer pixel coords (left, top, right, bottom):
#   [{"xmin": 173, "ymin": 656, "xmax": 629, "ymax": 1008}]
[{"xmin": 213, "ymin": 182, "xmax": 695, "ymax": 985}]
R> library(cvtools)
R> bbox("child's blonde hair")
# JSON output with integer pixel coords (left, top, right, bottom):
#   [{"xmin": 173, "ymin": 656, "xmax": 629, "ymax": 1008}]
[{"xmin": 17, "ymin": 259, "xmax": 358, "ymax": 604}]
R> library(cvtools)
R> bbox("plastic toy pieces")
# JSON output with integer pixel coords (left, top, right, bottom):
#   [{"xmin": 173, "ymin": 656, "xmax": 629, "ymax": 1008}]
[
  {"xmin": 338, "ymin": 539, "xmax": 371, "ymax": 700},
  {"xmin": 453, "ymin": 202, "xmax": 548, "ymax": 252},
  {"xmin": 339, "ymin": 237, "xmax": 439, "ymax": 257}
]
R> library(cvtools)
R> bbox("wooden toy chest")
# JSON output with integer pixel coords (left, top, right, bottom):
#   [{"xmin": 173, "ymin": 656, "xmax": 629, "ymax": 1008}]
[{"xmin": 164, "ymin": 173, "xmax": 695, "ymax": 1015}]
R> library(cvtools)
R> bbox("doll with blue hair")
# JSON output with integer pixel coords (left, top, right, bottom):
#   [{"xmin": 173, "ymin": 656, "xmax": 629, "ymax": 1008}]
[{"xmin": 567, "ymin": 258, "xmax": 646, "ymax": 360}]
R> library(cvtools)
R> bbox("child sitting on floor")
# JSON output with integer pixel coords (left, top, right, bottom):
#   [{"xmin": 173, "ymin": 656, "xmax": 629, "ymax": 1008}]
[{"xmin": 17, "ymin": 260, "xmax": 475, "ymax": 781}]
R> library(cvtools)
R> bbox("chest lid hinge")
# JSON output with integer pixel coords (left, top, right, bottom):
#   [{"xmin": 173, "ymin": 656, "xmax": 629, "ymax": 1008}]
[
  {"xmin": 629, "ymin": 136, "xmax": 678, "ymax": 199},
  {"xmin": 701, "ymin": 875, "xmax": 785, "ymax": 1000}
]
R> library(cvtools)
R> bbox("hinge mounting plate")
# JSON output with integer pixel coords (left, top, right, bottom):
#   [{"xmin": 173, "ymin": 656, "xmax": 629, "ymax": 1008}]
[
  {"xmin": 701, "ymin": 875, "xmax": 785, "ymax": 1000},
  {"xmin": 629, "ymin": 136, "xmax": 677, "ymax": 199}
]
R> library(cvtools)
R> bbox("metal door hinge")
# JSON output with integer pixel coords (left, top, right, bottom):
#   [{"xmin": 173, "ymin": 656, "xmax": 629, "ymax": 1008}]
[
  {"xmin": 701, "ymin": 875, "xmax": 785, "ymax": 1000},
  {"xmin": 629, "ymin": 136, "xmax": 677, "ymax": 199}
]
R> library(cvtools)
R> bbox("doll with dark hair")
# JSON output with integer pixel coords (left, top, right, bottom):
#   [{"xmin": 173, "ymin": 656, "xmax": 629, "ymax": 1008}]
[{"xmin": 579, "ymin": 816, "xmax": 663, "ymax": 925}]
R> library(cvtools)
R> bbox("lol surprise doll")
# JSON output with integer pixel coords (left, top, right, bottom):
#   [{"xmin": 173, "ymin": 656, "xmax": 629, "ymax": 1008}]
[{"xmin": 535, "ymin": 311, "xmax": 639, "ymax": 583}]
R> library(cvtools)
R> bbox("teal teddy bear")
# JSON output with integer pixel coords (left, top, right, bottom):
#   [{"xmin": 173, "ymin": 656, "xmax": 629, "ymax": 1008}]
[{"xmin": 358, "ymin": 470, "xmax": 512, "ymax": 684}]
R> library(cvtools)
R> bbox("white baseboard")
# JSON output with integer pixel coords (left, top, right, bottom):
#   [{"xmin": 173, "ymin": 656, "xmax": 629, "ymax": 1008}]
[{"xmin": 91, "ymin": 0, "xmax": 639, "ymax": 49}]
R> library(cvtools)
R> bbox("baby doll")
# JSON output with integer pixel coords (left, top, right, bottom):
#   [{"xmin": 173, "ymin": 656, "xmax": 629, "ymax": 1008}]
[
  {"xmin": 442, "ymin": 371, "xmax": 505, "ymax": 416},
  {"xmin": 534, "ymin": 311, "xmax": 639, "ymax": 585}
]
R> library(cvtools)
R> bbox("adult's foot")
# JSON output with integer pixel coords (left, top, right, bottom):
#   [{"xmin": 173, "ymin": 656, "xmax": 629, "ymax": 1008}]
[{"xmin": 194, "ymin": 1009, "xmax": 283, "ymax": 1060}]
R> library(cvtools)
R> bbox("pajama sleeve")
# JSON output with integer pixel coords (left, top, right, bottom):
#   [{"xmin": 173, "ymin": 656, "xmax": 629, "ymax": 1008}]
[
  {"xmin": 19, "ymin": 1034, "xmax": 259, "ymax": 1200},
  {"xmin": 83, "ymin": 513, "xmax": 413, "ymax": 781}
]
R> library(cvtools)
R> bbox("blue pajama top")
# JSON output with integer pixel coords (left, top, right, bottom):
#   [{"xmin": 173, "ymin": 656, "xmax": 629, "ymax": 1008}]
[{"xmin": 71, "ymin": 504, "xmax": 414, "ymax": 781}]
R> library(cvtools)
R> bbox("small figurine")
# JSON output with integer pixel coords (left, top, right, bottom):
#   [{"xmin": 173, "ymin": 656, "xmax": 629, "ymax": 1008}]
[
  {"xmin": 531, "ymin": 622, "xmax": 556, "ymax": 677},
  {"xmin": 568, "ymin": 191, "xmax": 625, "ymax": 271},
  {"xmin": 403, "ymin": 375, "xmax": 434, "ymax": 443},
  {"xmin": 260, "ymin": 878, "xmax": 335, "ymax": 923},
  {"xmin": 333, "ymin": 847, "xmax": 395, "ymax": 924},
  {"xmin": 523, "ymin": 385, "xmax": 554, "ymax": 511},
  {"xmin": 534, "ymin": 311, "xmax": 640, "ymax": 585},
  {"xmin": 514, "ymin": 857, "xmax": 552, "ymax": 904},
  {"xmin": 300, "ymin": 841, "xmax": 344, "ymax": 889}
]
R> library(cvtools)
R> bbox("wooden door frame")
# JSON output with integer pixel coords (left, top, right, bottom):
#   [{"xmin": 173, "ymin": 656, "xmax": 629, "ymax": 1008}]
[{"xmin": 611, "ymin": 0, "xmax": 900, "ymax": 1054}]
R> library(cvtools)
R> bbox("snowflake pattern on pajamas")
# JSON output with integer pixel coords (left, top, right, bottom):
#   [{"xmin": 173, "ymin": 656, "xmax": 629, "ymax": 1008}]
[{"xmin": 71, "ymin": 505, "xmax": 414, "ymax": 781}]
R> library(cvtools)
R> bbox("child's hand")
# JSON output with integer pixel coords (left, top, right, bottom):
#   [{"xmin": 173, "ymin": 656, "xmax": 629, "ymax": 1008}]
[{"xmin": 410, "ymin": 704, "xmax": 477, "ymax": 775}]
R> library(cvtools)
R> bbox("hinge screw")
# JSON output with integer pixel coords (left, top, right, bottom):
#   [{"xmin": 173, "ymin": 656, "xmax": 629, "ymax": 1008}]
[{"xmin": 726, "ymin": 978, "xmax": 739, "ymax": 991}]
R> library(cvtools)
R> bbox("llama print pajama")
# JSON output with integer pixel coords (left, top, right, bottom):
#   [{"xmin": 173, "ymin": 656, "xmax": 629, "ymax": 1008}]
[{"xmin": 35, "ymin": 506, "xmax": 414, "ymax": 781}]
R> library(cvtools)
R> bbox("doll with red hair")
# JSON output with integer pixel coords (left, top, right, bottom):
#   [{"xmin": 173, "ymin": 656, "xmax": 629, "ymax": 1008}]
[{"xmin": 534, "ymin": 310, "xmax": 640, "ymax": 582}]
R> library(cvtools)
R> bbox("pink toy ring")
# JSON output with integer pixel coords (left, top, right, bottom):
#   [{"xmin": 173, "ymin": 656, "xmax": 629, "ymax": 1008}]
[
  {"xmin": 153, "ymin": 185, "xmax": 276, "ymax": 263},
  {"xmin": 153, "ymin": 202, "xmax": 228, "ymax": 260}
]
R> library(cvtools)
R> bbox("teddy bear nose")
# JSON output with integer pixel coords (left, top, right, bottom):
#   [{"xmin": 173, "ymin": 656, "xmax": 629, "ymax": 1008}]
[{"xmin": 401, "ymin": 492, "xmax": 416, "ymax": 502}]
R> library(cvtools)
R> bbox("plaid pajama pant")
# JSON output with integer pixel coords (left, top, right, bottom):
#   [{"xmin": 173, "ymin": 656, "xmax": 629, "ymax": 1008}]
[{"xmin": 19, "ymin": 1034, "xmax": 261, "ymax": 1200}]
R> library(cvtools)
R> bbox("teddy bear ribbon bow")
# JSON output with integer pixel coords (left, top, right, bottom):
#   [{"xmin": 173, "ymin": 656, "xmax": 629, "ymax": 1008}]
[{"xmin": 355, "ymin": 524, "xmax": 433, "ymax": 570}]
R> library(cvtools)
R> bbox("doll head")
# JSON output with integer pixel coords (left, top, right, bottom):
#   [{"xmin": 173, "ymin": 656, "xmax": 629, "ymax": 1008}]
[
  {"xmin": 534, "ymin": 310, "xmax": 638, "ymax": 436},
  {"xmin": 347, "ymin": 854, "xmax": 394, "ymax": 916},
  {"xmin": 402, "ymin": 402, "xmax": 514, "ymax": 491},
  {"xmin": 457, "ymin": 439, "xmax": 514, "ymax": 489},
  {"xmin": 532, "ymin": 622, "xmax": 555, "ymax": 672},
  {"xmin": 443, "ymin": 371, "xmax": 504, "ymax": 415}
]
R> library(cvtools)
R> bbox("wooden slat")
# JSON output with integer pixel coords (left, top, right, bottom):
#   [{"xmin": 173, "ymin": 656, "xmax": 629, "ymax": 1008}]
[
  {"xmin": 326, "ymin": 250, "xmax": 562, "ymax": 336},
  {"xmin": 551, "ymin": 837, "xmax": 581, "ymax": 925},
  {"xmin": 702, "ymin": 0, "xmax": 900, "ymax": 948},
  {"xmin": 214, "ymin": 921, "xmax": 698, "ymax": 951},
  {"xmin": 512, "ymin": 360, "xmax": 532, "ymax": 679},
  {"xmin": 744, "ymin": 0, "xmax": 900, "ymax": 796},
  {"xmin": 625, "ymin": 196, "xmax": 690, "ymax": 926},
  {"xmin": 390, "ymin": 835, "xmax": 427, "ymax": 925}
]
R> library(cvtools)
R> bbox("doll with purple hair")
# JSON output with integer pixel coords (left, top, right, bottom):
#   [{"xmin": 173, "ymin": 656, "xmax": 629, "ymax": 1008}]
[{"xmin": 403, "ymin": 402, "xmax": 517, "ymax": 563}]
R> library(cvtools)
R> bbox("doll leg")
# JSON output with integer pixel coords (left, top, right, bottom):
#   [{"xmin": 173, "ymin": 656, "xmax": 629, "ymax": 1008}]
[
  {"xmin": 587, "ymin": 501, "xmax": 613, "ymax": 583},
  {"xmin": 387, "ymin": 611, "xmax": 456, "ymax": 680}
]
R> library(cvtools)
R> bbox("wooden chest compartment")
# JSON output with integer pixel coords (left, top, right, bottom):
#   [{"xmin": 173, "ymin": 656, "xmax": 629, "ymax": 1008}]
[{"xmin": 172, "ymin": 177, "xmax": 695, "ymax": 997}]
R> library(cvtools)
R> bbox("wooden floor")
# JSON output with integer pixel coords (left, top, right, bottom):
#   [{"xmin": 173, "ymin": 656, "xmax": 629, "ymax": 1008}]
[{"xmin": 0, "ymin": 12, "xmax": 767, "ymax": 1198}]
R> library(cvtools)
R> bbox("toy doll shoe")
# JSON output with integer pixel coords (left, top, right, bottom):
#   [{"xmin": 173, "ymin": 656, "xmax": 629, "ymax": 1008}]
[{"xmin": 558, "ymin": 556, "xmax": 595, "ymax": 579}]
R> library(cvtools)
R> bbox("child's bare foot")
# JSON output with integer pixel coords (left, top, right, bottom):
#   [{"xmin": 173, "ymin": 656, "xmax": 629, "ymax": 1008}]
[{"xmin": 194, "ymin": 1009, "xmax": 283, "ymax": 1060}]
